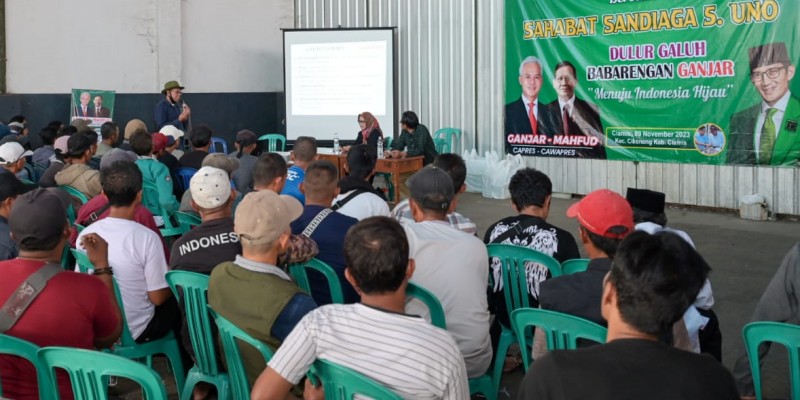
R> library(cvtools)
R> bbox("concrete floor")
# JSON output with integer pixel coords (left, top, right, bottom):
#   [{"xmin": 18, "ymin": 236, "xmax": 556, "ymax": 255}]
[
  {"xmin": 458, "ymin": 191, "xmax": 799, "ymax": 399},
  {"xmin": 125, "ymin": 192, "xmax": 799, "ymax": 399}
]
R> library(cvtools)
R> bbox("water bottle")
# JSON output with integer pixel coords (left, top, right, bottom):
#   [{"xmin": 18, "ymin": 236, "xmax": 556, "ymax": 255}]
[
  {"xmin": 377, "ymin": 137, "xmax": 384, "ymax": 159},
  {"xmin": 333, "ymin": 133, "xmax": 340, "ymax": 154}
]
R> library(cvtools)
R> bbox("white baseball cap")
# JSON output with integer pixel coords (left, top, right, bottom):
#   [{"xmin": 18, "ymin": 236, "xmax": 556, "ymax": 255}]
[
  {"xmin": 159, "ymin": 125, "xmax": 185, "ymax": 142},
  {"xmin": 0, "ymin": 142, "xmax": 33, "ymax": 165},
  {"xmin": 190, "ymin": 166, "xmax": 231, "ymax": 209}
]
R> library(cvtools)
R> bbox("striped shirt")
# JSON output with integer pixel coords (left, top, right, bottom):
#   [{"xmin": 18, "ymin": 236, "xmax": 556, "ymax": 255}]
[
  {"xmin": 268, "ymin": 303, "xmax": 469, "ymax": 399},
  {"xmin": 390, "ymin": 199, "xmax": 478, "ymax": 236}
]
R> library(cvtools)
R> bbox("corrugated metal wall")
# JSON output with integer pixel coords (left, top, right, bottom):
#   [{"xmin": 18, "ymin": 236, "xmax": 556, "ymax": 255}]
[{"xmin": 295, "ymin": 0, "xmax": 800, "ymax": 215}]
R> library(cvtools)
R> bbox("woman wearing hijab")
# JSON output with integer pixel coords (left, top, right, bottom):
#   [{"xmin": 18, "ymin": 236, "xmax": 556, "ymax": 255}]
[{"xmin": 347, "ymin": 112, "xmax": 383, "ymax": 153}]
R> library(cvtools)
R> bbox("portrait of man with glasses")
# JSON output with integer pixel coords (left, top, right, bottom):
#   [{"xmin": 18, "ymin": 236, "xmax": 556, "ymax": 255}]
[{"xmin": 728, "ymin": 42, "xmax": 800, "ymax": 166}]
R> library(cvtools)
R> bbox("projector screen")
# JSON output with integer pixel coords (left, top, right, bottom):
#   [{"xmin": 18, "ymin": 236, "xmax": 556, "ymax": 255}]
[{"xmin": 283, "ymin": 28, "xmax": 396, "ymax": 142}]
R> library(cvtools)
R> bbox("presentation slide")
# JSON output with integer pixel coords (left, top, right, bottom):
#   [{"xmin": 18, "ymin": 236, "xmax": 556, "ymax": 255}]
[{"xmin": 284, "ymin": 29, "xmax": 395, "ymax": 142}]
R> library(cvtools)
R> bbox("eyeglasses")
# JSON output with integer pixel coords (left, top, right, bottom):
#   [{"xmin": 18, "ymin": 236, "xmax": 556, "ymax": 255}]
[
  {"xmin": 751, "ymin": 66, "xmax": 786, "ymax": 82},
  {"xmin": 358, "ymin": 120, "xmax": 366, "ymax": 123}
]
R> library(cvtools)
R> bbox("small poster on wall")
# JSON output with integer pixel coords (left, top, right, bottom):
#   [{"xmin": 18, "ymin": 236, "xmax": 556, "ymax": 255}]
[{"xmin": 70, "ymin": 89, "xmax": 116, "ymax": 131}]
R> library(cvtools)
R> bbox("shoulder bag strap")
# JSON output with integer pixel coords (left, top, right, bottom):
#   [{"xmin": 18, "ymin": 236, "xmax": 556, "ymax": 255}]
[
  {"xmin": 331, "ymin": 189, "xmax": 368, "ymax": 211},
  {"xmin": 0, "ymin": 263, "xmax": 62, "ymax": 333},
  {"xmin": 301, "ymin": 208, "xmax": 333, "ymax": 238}
]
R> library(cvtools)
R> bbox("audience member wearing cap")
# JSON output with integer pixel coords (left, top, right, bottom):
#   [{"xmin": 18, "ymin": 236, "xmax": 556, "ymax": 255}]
[
  {"xmin": 626, "ymin": 187, "xmax": 721, "ymax": 361},
  {"xmin": 130, "ymin": 130, "xmax": 180, "ymax": 220},
  {"xmin": 119, "ymin": 119, "xmax": 147, "ymax": 152},
  {"xmin": 518, "ymin": 232, "xmax": 738, "ymax": 400},
  {"xmin": 155, "ymin": 80, "xmax": 190, "ymax": 131},
  {"xmin": 0, "ymin": 142, "xmax": 33, "ymax": 177},
  {"xmin": 728, "ymin": 42, "xmax": 800, "ymax": 166},
  {"xmin": 179, "ymin": 153, "xmax": 240, "ymax": 213},
  {"xmin": 402, "ymin": 165, "xmax": 492, "ymax": 378},
  {"xmin": 484, "ymin": 168, "xmax": 580, "ymax": 333},
  {"xmin": 229, "ymin": 129, "xmax": 259, "ymax": 194},
  {"xmin": 178, "ymin": 125, "xmax": 213, "ymax": 170},
  {"xmin": 0, "ymin": 188, "xmax": 122, "ymax": 399},
  {"xmin": 0, "ymin": 174, "xmax": 27, "ymax": 260},
  {"xmin": 76, "ymin": 161, "xmax": 189, "ymax": 367},
  {"xmin": 32, "ymin": 126, "xmax": 58, "ymax": 166},
  {"xmin": 392, "ymin": 153, "xmax": 478, "ymax": 235},
  {"xmin": 290, "ymin": 160, "xmax": 360, "ymax": 305},
  {"xmin": 331, "ymin": 144, "xmax": 389, "ymax": 220},
  {"xmin": 281, "ymin": 136, "xmax": 317, "ymax": 204},
  {"xmin": 170, "ymin": 166, "xmax": 239, "ymax": 274},
  {"xmin": 251, "ymin": 217, "xmax": 470, "ymax": 400},
  {"xmin": 209, "ymin": 189, "xmax": 317, "ymax": 385},
  {"xmin": 245, "ymin": 153, "xmax": 318, "ymax": 268},
  {"xmin": 37, "ymin": 135, "xmax": 71, "ymax": 187},
  {"xmin": 70, "ymin": 118, "xmax": 94, "ymax": 134},
  {"xmin": 54, "ymin": 132, "xmax": 102, "ymax": 200},
  {"xmin": 68, "ymin": 151, "xmax": 167, "ymax": 258},
  {"xmin": 0, "ymin": 121, "xmax": 30, "ymax": 148},
  {"xmin": 538, "ymin": 189, "xmax": 633, "ymax": 327},
  {"xmin": 159, "ymin": 124, "xmax": 185, "ymax": 159},
  {"xmin": 95, "ymin": 121, "xmax": 119, "ymax": 158}
]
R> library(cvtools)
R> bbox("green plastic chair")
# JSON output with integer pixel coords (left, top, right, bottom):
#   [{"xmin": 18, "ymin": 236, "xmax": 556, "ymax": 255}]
[
  {"xmin": 20, "ymin": 178, "xmax": 36, "ymax": 186},
  {"xmin": 433, "ymin": 138, "xmax": 450, "ymax": 154},
  {"xmin": 510, "ymin": 308, "xmax": 607, "ymax": 372},
  {"xmin": 38, "ymin": 347, "xmax": 166, "ymax": 400},
  {"xmin": 0, "ymin": 334, "xmax": 53, "ymax": 400},
  {"xmin": 258, "ymin": 134, "xmax": 286, "ymax": 152},
  {"xmin": 289, "ymin": 258, "xmax": 345, "ymax": 304},
  {"xmin": 175, "ymin": 211, "xmax": 202, "ymax": 228},
  {"xmin": 561, "ymin": 258, "xmax": 590, "ymax": 275},
  {"xmin": 209, "ymin": 309, "xmax": 274, "ymax": 400},
  {"xmin": 141, "ymin": 181, "xmax": 191, "ymax": 238},
  {"xmin": 434, "ymin": 128, "xmax": 462, "ymax": 154},
  {"xmin": 743, "ymin": 321, "xmax": 800, "ymax": 400},
  {"xmin": 405, "ymin": 282, "xmax": 496, "ymax": 400},
  {"xmin": 70, "ymin": 249, "xmax": 186, "ymax": 392},
  {"xmin": 165, "ymin": 271, "xmax": 230, "ymax": 400},
  {"xmin": 60, "ymin": 185, "xmax": 90, "ymax": 204},
  {"xmin": 309, "ymin": 359, "xmax": 402, "ymax": 400},
  {"xmin": 486, "ymin": 243, "xmax": 562, "ymax": 393}
]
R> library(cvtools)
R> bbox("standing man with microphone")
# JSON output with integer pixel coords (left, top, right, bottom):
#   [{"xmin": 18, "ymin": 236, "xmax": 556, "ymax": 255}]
[{"xmin": 155, "ymin": 81, "xmax": 191, "ymax": 131}]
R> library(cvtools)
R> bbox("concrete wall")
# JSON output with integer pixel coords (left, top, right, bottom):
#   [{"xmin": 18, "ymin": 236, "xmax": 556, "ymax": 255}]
[{"xmin": 3, "ymin": 0, "xmax": 293, "ymax": 147}]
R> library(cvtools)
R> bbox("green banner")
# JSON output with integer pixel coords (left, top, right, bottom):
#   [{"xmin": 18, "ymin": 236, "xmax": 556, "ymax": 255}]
[
  {"xmin": 70, "ymin": 89, "xmax": 116, "ymax": 130},
  {"xmin": 505, "ymin": 0, "xmax": 800, "ymax": 166}
]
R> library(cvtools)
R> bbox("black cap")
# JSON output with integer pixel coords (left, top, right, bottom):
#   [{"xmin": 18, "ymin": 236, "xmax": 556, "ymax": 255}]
[
  {"xmin": 0, "ymin": 173, "xmax": 26, "ymax": 202},
  {"xmin": 9, "ymin": 188, "xmax": 69, "ymax": 249},
  {"xmin": 625, "ymin": 187, "xmax": 666, "ymax": 214},
  {"xmin": 408, "ymin": 165, "xmax": 454, "ymax": 211}
]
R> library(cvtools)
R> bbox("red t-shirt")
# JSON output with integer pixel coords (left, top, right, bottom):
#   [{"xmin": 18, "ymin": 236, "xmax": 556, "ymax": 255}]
[
  {"xmin": 0, "ymin": 259, "xmax": 120, "ymax": 399},
  {"xmin": 68, "ymin": 195, "xmax": 169, "ymax": 261}
]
